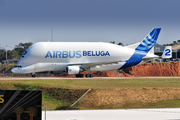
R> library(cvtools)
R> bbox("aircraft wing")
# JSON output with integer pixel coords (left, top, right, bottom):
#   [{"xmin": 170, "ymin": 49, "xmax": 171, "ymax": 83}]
[{"xmin": 69, "ymin": 60, "xmax": 126, "ymax": 69}]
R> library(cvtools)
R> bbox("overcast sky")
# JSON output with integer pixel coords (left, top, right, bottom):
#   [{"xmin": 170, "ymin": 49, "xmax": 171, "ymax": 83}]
[{"xmin": 0, "ymin": 0, "xmax": 180, "ymax": 50}]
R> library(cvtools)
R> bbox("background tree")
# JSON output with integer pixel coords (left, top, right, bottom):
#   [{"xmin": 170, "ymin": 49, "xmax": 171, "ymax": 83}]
[
  {"xmin": 0, "ymin": 42, "xmax": 33, "ymax": 62},
  {"xmin": 163, "ymin": 43, "xmax": 173, "ymax": 46},
  {"xmin": 13, "ymin": 42, "xmax": 33, "ymax": 59},
  {"xmin": 0, "ymin": 49, "xmax": 6, "ymax": 61},
  {"xmin": 110, "ymin": 41, "xmax": 115, "ymax": 44},
  {"xmin": 117, "ymin": 42, "xmax": 124, "ymax": 46},
  {"xmin": 177, "ymin": 40, "xmax": 180, "ymax": 44},
  {"xmin": 12, "ymin": 50, "xmax": 19, "ymax": 60},
  {"xmin": 173, "ymin": 41, "xmax": 178, "ymax": 45},
  {"xmin": 0, "ymin": 50, "xmax": 13, "ymax": 61},
  {"xmin": 0, "ymin": 49, "xmax": 5, "ymax": 54}
]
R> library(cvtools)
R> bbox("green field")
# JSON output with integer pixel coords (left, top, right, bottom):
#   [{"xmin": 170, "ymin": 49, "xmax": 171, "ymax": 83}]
[
  {"xmin": 0, "ymin": 77, "xmax": 180, "ymax": 110},
  {"xmin": 1, "ymin": 77, "xmax": 180, "ymax": 88}
]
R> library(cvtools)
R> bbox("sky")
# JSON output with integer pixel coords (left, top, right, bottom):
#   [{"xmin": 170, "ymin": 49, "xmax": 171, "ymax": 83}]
[{"xmin": 0, "ymin": 0, "xmax": 180, "ymax": 50}]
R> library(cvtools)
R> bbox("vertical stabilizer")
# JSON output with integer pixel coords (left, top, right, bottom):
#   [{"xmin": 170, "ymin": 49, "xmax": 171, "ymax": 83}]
[
  {"xmin": 162, "ymin": 46, "xmax": 172, "ymax": 59},
  {"xmin": 120, "ymin": 28, "xmax": 161, "ymax": 69},
  {"xmin": 135, "ymin": 28, "xmax": 161, "ymax": 53}
]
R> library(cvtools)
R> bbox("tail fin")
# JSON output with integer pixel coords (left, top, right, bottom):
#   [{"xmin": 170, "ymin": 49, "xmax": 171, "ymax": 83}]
[
  {"xmin": 162, "ymin": 46, "xmax": 172, "ymax": 59},
  {"xmin": 120, "ymin": 28, "xmax": 161, "ymax": 69},
  {"xmin": 135, "ymin": 28, "xmax": 161, "ymax": 53}
]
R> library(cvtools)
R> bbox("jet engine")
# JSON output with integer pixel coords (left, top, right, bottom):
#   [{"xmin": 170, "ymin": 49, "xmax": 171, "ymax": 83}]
[{"xmin": 66, "ymin": 66, "xmax": 84, "ymax": 74}]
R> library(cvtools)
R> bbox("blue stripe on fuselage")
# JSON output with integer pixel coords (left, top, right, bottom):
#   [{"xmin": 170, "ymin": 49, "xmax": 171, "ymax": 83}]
[{"xmin": 119, "ymin": 50, "xmax": 146, "ymax": 69}]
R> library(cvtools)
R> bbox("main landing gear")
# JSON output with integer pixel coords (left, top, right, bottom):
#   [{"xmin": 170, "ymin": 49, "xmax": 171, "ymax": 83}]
[
  {"xmin": 75, "ymin": 74, "xmax": 93, "ymax": 78},
  {"xmin": 76, "ymin": 74, "xmax": 84, "ymax": 78},
  {"xmin": 86, "ymin": 67, "xmax": 93, "ymax": 78},
  {"xmin": 85, "ymin": 74, "xmax": 93, "ymax": 78},
  {"xmin": 32, "ymin": 73, "xmax": 36, "ymax": 78}
]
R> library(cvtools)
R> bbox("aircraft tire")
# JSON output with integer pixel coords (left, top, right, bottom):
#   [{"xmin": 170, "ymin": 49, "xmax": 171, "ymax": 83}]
[
  {"xmin": 76, "ymin": 74, "xmax": 84, "ymax": 78},
  {"xmin": 32, "ymin": 74, "xmax": 36, "ymax": 78},
  {"xmin": 85, "ymin": 74, "xmax": 89, "ymax": 78},
  {"xmin": 86, "ymin": 74, "xmax": 93, "ymax": 78},
  {"xmin": 80, "ymin": 74, "xmax": 84, "ymax": 78},
  {"xmin": 90, "ymin": 74, "xmax": 93, "ymax": 77}
]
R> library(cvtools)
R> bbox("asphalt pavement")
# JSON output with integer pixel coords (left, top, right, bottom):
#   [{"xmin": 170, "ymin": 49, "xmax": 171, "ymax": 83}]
[{"xmin": 42, "ymin": 108, "xmax": 180, "ymax": 120}]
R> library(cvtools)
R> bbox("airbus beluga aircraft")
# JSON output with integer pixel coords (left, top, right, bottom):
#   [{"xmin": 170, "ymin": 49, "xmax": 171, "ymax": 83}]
[{"xmin": 11, "ymin": 28, "xmax": 169, "ymax": 77}]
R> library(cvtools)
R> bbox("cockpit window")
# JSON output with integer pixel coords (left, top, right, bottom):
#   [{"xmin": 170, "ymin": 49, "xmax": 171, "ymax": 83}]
[
  {"xmin": 22, "ymin": 51, "xmax": 27, "ymax": 58},
  {"xmin": 16, "ymin": 66, "xmax": 22, "ymax": 68}
]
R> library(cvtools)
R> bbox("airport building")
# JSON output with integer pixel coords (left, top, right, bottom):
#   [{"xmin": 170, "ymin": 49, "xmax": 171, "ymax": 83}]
[{"xmin": 154, "ymin": 44, "xmax": 177, "ymax": 59}]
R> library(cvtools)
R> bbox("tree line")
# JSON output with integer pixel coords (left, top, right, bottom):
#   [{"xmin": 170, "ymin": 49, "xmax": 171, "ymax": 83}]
[{"xmin": 163, "ymin": 40, "xmax": 180, "ymax": 46}]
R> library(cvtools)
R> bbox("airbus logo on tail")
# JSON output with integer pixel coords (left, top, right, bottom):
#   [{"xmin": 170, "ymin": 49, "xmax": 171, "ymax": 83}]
[{"xmin": 45, "ymin": 51, "xmax": 110, "ymax": 58}]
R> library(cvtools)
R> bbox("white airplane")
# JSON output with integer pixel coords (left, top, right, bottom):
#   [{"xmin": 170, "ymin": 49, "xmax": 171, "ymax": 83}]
[{"xmin": 12, "ymin": 28, "xmax": 168, "ymax": 77}]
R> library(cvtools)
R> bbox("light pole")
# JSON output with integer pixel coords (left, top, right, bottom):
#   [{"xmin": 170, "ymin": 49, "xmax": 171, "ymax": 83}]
[{"xmin": 42, "ymin": 104, "xmax": 46, "ymax": 120}]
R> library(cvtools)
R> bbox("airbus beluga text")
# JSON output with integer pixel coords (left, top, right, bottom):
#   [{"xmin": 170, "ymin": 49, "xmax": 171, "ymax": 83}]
[{"xmin": 11, "ymin": 28, "xmax": 169, "ymax": 77}]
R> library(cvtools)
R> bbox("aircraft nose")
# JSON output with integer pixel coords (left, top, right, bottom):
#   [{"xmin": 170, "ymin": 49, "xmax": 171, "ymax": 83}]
[{"xmin": 11, "ymin": 67, "xmax": 17, "ymax": 73}]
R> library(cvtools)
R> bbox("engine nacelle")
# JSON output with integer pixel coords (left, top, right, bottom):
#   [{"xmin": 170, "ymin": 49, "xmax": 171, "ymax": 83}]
[{"xmin": 66, "ymin": 66, "xmax": 84, "ymax": 74}]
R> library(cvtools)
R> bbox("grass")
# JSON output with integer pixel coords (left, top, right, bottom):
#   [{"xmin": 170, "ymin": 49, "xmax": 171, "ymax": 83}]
[
  {"xmin": 78, "ymin": 99, "xmax": 180, "ymax": 109},
  {"xmin": 1, "ymin": 77, "xmax": 180, "ymax": 110},
  {"xmin": 1, "ymin": 78, "xmax": 180, "ymax": 89},
  {"xmin": 0, "ymin": 83, "xmax": 74, "ymax": 110},
  {"xmin": 120, "ymin": 99, "xmax": 180, "ymax": 109},
  {"xmin": 42, "ymin": 92, "xmax": 71, "ymax": 110}
]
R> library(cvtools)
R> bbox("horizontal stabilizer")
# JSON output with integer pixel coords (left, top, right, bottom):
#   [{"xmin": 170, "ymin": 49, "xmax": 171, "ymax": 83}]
[{"xmin": 143, "ymin": 55, "xmax": 160, "ymax": 61}]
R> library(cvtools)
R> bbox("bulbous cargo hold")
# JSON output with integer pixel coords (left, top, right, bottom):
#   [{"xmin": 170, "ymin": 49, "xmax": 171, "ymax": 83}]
[{"xmin": 11, "ymin": 28, "xmax": 162, "ymax": 78}]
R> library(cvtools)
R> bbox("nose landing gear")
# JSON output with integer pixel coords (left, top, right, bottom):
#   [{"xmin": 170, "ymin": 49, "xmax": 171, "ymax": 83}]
[{"xmin": 31, "ymin": 73, "xmax": 36, "ymax": 78}]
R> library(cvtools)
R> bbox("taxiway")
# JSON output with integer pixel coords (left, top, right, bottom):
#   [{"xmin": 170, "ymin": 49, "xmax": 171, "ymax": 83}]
[{"xmin": 42, "ymin": 108, "xmax": 180, "ymax": 120}]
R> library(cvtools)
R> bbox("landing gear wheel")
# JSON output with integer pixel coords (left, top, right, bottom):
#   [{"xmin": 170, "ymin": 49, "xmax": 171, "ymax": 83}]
[
  {"xmin": 85, "ymin": 67, "xmax": 93, "ymax": 78},
  {"xmin": 80, "ymin": 74, "xmax": 84, "ymax": 78},
  {"xmin": 76, "ymin": 74, "xmax": 84, "ymax": 78},
  {"xmin": 32, "ymin": 74, "xmax": 36, "ymax": 78},
  {"xmin": 90, "ymin": 74, "xmax": 93, "ymax": 77},
  {"xmin": 86, "ymin": 74, "xmax": 93, "ymax": 78},
  {"xmin": 85, "ymin": 74, "xmax": 89, "ymax": 78}
]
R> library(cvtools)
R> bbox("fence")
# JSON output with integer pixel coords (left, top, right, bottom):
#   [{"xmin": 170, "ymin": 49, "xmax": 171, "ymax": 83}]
[{"xmin": 1, "ymin": 73, "xmax": 54, "ymax": 77}]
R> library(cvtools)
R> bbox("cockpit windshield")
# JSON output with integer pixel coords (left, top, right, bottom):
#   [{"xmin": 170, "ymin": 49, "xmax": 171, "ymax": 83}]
[
  {"xmin": 22, "ymin": 51, "xmax": 27, "ymax": 58},
  {"xmin": 15, "ymin": 65, "xmax": 22, "ymax": 68}
]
